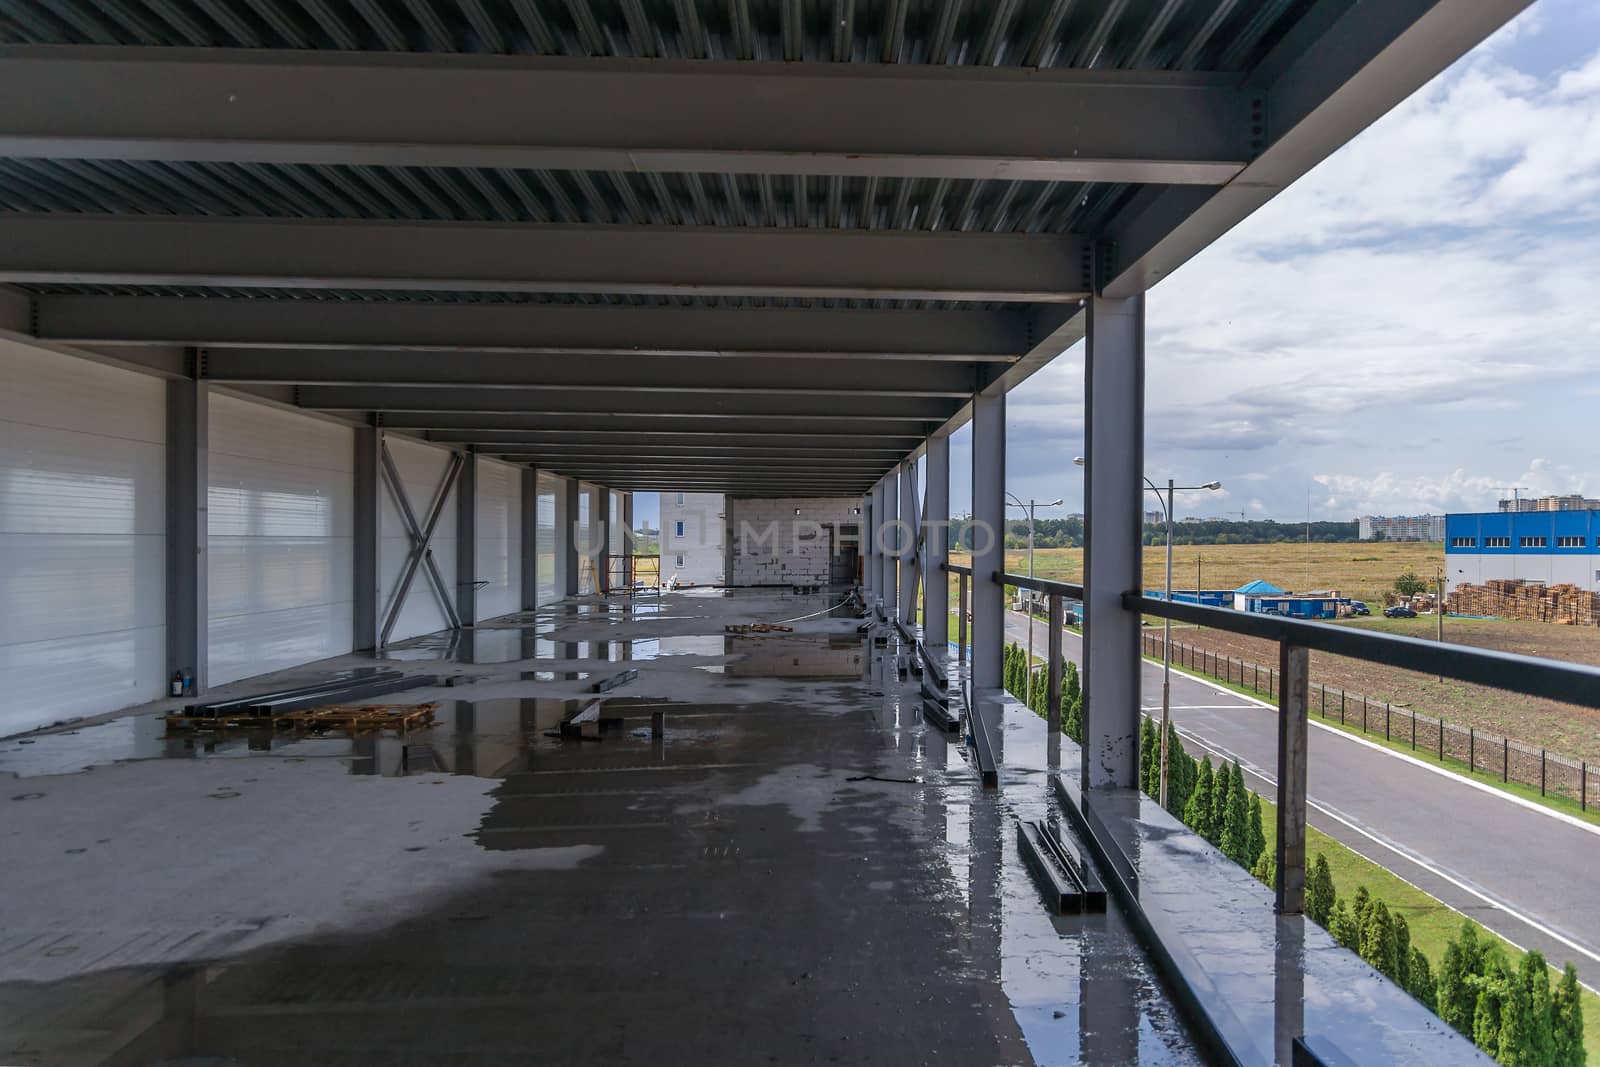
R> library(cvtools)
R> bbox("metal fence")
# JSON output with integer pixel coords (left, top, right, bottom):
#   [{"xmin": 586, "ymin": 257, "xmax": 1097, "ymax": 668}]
[{"xmin": 1142, "ymin": 630, "xmax": 1597, "ymax": 811}]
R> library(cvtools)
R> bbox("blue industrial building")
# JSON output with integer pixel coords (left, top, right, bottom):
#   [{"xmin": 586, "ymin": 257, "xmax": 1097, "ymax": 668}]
[{"xmin": 1446, "ymin": 511, "xmax": 1600, "ymax": 592}]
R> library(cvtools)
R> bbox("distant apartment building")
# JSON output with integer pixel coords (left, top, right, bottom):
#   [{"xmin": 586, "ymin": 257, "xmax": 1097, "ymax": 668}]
[
  {"xmin": 661, "ymin": 492, "xmax": 725, "ymax": 585},
  {"xmin": 1358, "ymin": 514, "xmax": 1445, "ymax": 542},
  {"xmin": 1497, "ymin": 494, "xmax": 1600, "ymax": 513}
]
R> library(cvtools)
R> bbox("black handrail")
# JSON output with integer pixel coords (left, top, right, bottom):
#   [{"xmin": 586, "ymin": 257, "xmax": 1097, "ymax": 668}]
[
  {"xmin": 944, "ymin": 562, "xmax": 972, "ymax": 576},
  {"xmin": 1123, "ymin": 591, "xmax": 1600, "ymax": 710},
  {"xmin": 996, "ymin": 571, "xmax": 1083, "ymax": 599}
]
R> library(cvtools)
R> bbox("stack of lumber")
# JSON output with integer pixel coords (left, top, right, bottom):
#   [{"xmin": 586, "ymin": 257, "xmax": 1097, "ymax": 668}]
[{"xmin": 1448, "ymin": 579, "xmax": 1600, "ymax": 624}]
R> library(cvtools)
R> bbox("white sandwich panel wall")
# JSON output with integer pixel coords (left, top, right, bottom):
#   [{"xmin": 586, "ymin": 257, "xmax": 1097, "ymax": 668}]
[
  {"xmin": 474, "ymin": 457, "xmax": 521, "ymax": 620},
  {"xmin": 0, "ymin": 339, "xmax": 166, "ymax": 734},
  {"xmin": 207, "ymin": 394, "xmax": 354, "ymax": 686},
  {"xmin": 380, "ymin": 435, "xmax": 458, "ymax": 642}
]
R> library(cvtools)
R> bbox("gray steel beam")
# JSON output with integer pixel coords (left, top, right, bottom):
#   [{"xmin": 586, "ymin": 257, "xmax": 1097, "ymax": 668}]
[
  {"xmin": 924, "ymin": 434, "xmax": 949, "ymax": 650},
  {"xmin": 382, "ymin": 413, "xmax": 933, "ymax": 437},
  {"xmin": 881, "ymin": 472, "xmax": 898, "ymax": 616},
  {"xmin": 595, "ymin": 485, "xmax": 611, "ymax": 595},
  {"xmin": 1081, "ymin": 294, "xmax": 1144, "ymax": 791},
  {"xmin": 471, "ymin": 441, "xmax": 913, "ymax": 457},
  {"xmin": 0, "ymin": 48, "xmax": 1254, "ymax": 185},
  {"xmin": 299, "ymin": 386, "xmax": 958, "ymax": 421},
  {"xmin": 867, "ymin": 481, "xmax": 882, "ymax": 604},
  {"xmin": 1101, "ymin": 0, "xmax": 1531, "ymax": 297},
  {"xmin": 0, "ymin": 215, "xmax": 1089, "ymax": 302},
  {"xmin": 482, "ymin": 455, "xmax": 892, "ymax": 469},
  {"xmin": 353, "ymin": 424, "xmax": 380, "ymax": 651},
  {"xmin": 899, "ymin": 458, "xmax": 917, "ymax": 627},
  {"xmin": 861, "ymin": 491, "xmax": 874, "ymax": 597},
  {"xmin": 196, "ymin": 347, "xmax": 978, "ymax": 397},
  {"xmin": 520, "ymin": 467, "xmax": 538, "ymax": 612},
  {"xmin": 456, "ymin": 451, "xmax": 478, "ymax": 626},
  {"xmin": 560, "ymin": 477, "xmax": 579, "ymax": 597},
  {"xmin": 36, "ymin": 295, "xmax": 1027, "ymax": 360},
  {"xmin": 916, "ymin": 304, "xmax": 1087, "ymax": 451},
  {"xmin": 970, "ymin": 391, "xmax": 1004, "ymax": 692},
  {"xmin": 165, "ymin": 378, "xmax": 207, "ymax": 693}
]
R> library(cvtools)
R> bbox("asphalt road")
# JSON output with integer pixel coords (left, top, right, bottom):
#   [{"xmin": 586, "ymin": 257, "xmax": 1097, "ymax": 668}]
[{"xmin": 1003, "ymin": 609, "xmax": 1600, "ymax": 990}]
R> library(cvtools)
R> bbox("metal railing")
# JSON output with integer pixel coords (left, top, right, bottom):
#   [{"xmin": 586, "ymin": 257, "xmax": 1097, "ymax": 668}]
[
  {"xmin": 944, "ymin": 561, "xmax": 1600, "ymax": 915},
  {"xmin": 1141, "ymin": 631, "xmax": 1597, "ymax": 810}
]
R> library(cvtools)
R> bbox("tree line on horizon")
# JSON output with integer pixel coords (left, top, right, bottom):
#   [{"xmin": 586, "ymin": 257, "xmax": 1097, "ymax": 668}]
[
  {"xmin": 1001, "ymin": 642, "xmax": 1585, "ymax": 1065},
  {"xmin": 951, "ymin": 516, "xmax": 1362, "ymax": 549}
]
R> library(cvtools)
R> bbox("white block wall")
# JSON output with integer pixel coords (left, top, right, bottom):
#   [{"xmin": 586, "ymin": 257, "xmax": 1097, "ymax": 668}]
[
  {"xmin": 208, "ymin": 394, "xmax": 355, "ymax": 686},
  {"xmin": 535, "ymin": 473, "xmax": 560, "ymax": 606},
  {"xmin": 381, "ymin": 436, "xmax": 458, "ymax": 642},
  {"xmin": 474, "ymin": 457, "xmax": 521, "ymax": 620},
  {"xmin": 726, "ymin": 497, "xmax": 856, "ymax": 586},
  {"xmin": 0, "ymin": 340, "xmax": 166, "ymax": 734},
  {"xmin": 662, "ymin": 491, "xmax": 725, "ymax": 584}
]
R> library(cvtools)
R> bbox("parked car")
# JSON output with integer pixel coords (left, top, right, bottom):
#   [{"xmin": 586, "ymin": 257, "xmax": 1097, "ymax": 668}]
[
  {"xmin": 1349, "ymin": 601, "xmax": 1370, "ymax": 616},
  {"xmin": 1383, "ymin": 604, "xmax": 1416, "ymax": 619}
]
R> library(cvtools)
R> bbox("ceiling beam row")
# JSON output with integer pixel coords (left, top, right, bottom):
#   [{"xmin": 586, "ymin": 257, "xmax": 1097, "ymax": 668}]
[{"xmin": 0, "ymin": 48, "xmax": 1254, "ymax": 185}]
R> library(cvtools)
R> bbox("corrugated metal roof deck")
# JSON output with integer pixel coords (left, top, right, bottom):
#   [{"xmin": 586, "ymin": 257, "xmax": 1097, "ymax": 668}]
[{"xmin": 0, "ymin": 0, "xmax": 1530, "ymax": 493}]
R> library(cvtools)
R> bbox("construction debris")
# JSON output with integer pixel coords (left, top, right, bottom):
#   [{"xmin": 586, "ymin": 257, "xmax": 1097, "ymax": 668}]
[
  {"xmin": 1448, "ymin": 579, "xmax": 1600, "ymax": 625},
  {"xmin": 166, "ymin": 702, "xmax": 438, "ymax": 735},
  {"xmin": 724, "ymin": 623, "xmax": 793, "ymax": 634},
  {"xmin": 590, "ymin": 668, "xmax": 639, "ymax": 693}
]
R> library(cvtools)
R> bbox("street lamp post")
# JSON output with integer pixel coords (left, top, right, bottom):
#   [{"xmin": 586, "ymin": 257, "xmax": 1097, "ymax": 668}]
[
  {"xmin": 1006, "ymin": 493, "xmax": 1062, "ymax": 707},
  {"xmin": 1075, "ymin": 458, "xmax": 1219, "ymax": 809}
]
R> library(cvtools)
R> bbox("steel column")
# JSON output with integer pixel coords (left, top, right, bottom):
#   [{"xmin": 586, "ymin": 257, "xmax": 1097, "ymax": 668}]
[
  {"xmin": 520, "ymin": 467, "xmax": 538, "ymax": 611},
  {"xmin": 898, "ymin": 458, "xmax": 917, "ymax": 626},
  {"xmin": 456, "ymin": 451, "xmax": 478, "ymax": 625},
  {"xmin": 1082, "ymin": 294, "xmax": 1144, "ymax": 789},
  {"xmin": 881, "ymin": 473, "xmax": 898, "ymax": 616},
  {"xmin": 1276, "ymin": 643, "xmax": 1310, "ymax": 915},
  {"xmin": 353, "ymin": 424, "xmax": 380, "ymax": 651},
  {"xmin": 560, "ymin": 477, "xmax": 580, "ymax": 597},
  {"xmin": 971, "ymin": 390, "xmax": 1004, "ymax": 691},
  {"xmin": 622, "ymin": 492, "xmax": 634, "ymax": 590},
  {"xmin": 165, "ymin": 378, "xmax": 208, "ymax": 693},
  {"xmin": 924, "ymin": 434, "xmax": 950, "ymax": 650},
  {"xmin": 1048, "ymin": 594, "xmax": 1064, "ymax": 733},
  {"xmin": 862, "ymin": 489, "xmax": 876, "ymax": 598},
  {"xmin": 596, "ymin": 486, "xmax": 612, "ymax": 595}
]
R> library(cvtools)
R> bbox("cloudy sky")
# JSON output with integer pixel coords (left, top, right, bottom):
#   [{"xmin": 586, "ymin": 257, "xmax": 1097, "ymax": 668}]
[
  {"xmin": 637, "ymin": 3, "xmax": 1600, "ymax": 532},
  {"xmin": 953, "ymin": 0, "xmax": 1600, "ymax": 525}
]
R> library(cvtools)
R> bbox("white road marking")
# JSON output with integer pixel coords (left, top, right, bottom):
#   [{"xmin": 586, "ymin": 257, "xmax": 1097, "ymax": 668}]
[
  {"xmin": 1010, "ymin": 610, "xmax": 1600, "ymax": 839},
  {"xmin": 1174, "ymin": 727, "xmax": 1600, "ymax": 977}
]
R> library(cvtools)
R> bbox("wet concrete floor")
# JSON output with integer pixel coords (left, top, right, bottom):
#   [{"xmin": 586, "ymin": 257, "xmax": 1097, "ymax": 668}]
[{"xmin": 1, "ymin": 589, "xmax": 1201, "ymax": 1065}]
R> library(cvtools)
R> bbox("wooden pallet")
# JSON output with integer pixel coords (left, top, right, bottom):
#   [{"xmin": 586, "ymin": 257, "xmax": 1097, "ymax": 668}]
[
  {"xmin": 164, "ymin": 702, "xmax": 439, "ymax": 735},
  {"xmin": 279, "ymin": 702, "xmax": 439, "ymax": 735}
]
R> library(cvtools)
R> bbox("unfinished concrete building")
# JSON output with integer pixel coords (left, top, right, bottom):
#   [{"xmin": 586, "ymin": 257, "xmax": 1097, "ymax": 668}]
[{"xmin": 0, "ymin": 3, "xmax": 1554, "ymax": 1064}]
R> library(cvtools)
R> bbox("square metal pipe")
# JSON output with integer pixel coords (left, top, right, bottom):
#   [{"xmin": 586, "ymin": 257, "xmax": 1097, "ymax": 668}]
[
  {"xmin": 560, "ymin": 477, "xmax": 580, "ymax": 597},
  {"xmin": 456, "ymin": 452, "xmax": 478, "ymax": 625},
  {"xmin": 353, "ymin": 425, "xmax": 380, "ymax": 651},
  {"xmin": 165, "ymin": 379, "xmax": 208, "ymax": 692},
  {"xmin": 970, "ymin": 391, "xmax": 1004, "ymax": 691},
  {"xmin": 923, "ymin": 435, "xmax": 950, "ymax": 649},
  {"xmin": 1082, "ymin": 294, "xmax": 1144, "ymax": 788},
  {"xmin": 520, "ymin": 466, "xmax": 538, "ymax": 611},
  {"xmin": 898, "ymin": 458, "xmax": 917, "ymax": 626},
  {"xmin": 881, "ymin": 473, "xmax": 898, "ymax": 615}
]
